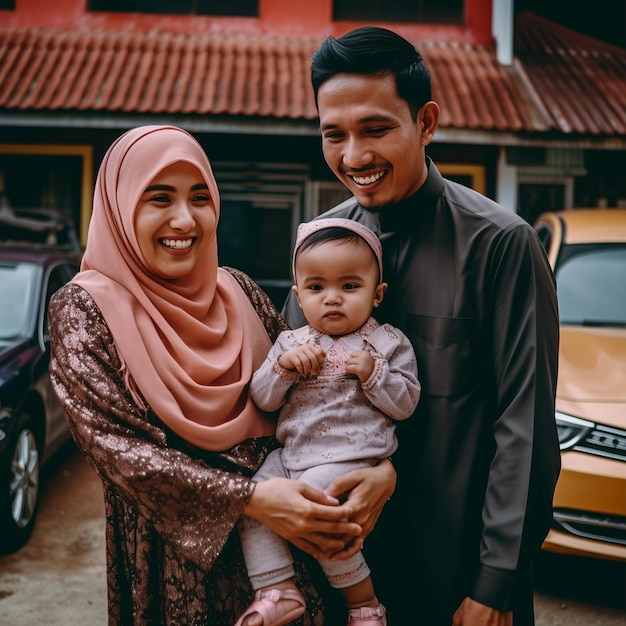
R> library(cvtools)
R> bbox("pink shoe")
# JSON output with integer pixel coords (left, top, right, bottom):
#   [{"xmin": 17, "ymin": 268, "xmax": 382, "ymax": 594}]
[
  {"xmin": 347, "ymin": 603, "xmax": 387, "ymax": 626},
  {"xmin": 233, "ymin": 588, "xmax": 306, "ymax": 626}
]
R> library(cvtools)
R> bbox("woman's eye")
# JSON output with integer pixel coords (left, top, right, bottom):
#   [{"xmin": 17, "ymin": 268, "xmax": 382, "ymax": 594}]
[
  {"xmin": 147, "ymin": 193, "xmax": 170, "ymax": 203},
  {"xmin": 192, "ymin": 194, "xmax": 212, "ymax": 203}
]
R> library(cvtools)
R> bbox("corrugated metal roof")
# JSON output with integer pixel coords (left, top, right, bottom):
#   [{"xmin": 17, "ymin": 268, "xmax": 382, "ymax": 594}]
[
  {"xmin": 0, "ymin": 14, "xmax": 624, "ymax": 136},
  {"xmin": 514, "ymin": 12, "xmax": 626, "ymax": 135}
]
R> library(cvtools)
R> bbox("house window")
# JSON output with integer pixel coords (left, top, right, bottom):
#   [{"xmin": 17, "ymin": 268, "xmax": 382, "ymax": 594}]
[
  {"xmin": 333, "ymin": 0, "xmax": 463, "ymax": 24},
  {"xmin": 89, "ymin": 0, "xmax": 258, "ymax": 16},
  {"xmin": 0, "ymin": 144, "xmax": 93, "ymax": 247},
  {"xmin": 211, "ymin": 161, "xmax": 308, "ymax": 308},
  {"xmin": 517, "ymin": 181, "xmax": 569, "ymax": 226}
]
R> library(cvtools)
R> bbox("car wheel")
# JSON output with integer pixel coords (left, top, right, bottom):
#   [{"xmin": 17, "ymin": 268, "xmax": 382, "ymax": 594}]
[{"xmin": 0, "ymin": 412, "xmax": 41, "ymax": 554}]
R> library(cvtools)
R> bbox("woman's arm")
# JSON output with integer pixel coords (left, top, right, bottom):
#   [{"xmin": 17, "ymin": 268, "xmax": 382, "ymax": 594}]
[
  {"xmin": 49, "ymin": 284, "xmax": 258, "ymax": 572},
  {"xmin": 244, "ymin": 478, "xmax": 362, "ymax": 561}
]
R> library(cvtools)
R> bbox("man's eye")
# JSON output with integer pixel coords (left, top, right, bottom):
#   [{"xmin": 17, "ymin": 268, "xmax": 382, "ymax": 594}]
[{"xmin": 366, "ymin": 126, "xmax": 390, "ymax": 135}]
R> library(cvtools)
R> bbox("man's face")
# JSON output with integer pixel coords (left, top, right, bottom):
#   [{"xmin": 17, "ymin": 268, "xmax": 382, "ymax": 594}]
[{"xmin": 317, "ymin": 73, "xmax": 429, "ymax": 209}]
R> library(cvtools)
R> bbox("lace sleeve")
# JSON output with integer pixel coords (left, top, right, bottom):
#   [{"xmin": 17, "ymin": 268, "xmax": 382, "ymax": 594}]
[{"xmin": 48, "ymin": 283, "xmax": 260, "ymax": 572}]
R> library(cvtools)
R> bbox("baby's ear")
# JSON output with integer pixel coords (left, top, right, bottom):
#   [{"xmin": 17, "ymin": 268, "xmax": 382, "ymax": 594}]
[
  {"xmin": 373, "ymin": 282, "xmax": 388, "ymax": 307},
  {"xmin": 291, "ymin": 284, "xmax": 302, "ymax": 307}
]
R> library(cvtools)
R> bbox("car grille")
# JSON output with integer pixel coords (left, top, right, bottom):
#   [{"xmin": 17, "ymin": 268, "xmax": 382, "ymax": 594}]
[
  {"xmin": 553, "ymin": 509, "xmax": 626, "ymax": 546},
  {"xmin": 572, "ymin": 423, "xmax": 626, "ymax": 462}
]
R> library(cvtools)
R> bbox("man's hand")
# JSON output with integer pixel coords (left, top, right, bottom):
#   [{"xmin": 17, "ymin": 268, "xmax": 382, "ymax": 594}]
[
  {"xmin": 323, "ymin": 458, "xmax": 396, "ymax": 560},
  {"xmin": 452, "ymin": 597, "xmax": 513, "ymax": 626},
  {"xmin": 278, "ymin": 344, "xmax": 325, "ymax": 376}
]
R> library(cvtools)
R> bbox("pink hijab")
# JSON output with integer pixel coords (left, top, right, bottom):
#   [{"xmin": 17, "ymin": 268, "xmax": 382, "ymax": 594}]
[{"xmin": 73, "ymin": 125, "xmax": 274, "ymax": 451}]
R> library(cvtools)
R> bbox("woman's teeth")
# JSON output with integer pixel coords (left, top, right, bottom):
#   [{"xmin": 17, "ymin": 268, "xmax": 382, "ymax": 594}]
[{"xmin": 161, "ymin": 239, "xmax": 193, "ymax": 249}]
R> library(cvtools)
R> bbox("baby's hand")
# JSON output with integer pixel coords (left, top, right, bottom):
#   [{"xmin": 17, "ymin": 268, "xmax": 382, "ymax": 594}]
[
  {"xmin": 346, "ymin": 350, "xmax": 375, "ymax": 383},
  {"xmin": 278, "ymin": 343, "xmax": 325, "ymax": 377}
]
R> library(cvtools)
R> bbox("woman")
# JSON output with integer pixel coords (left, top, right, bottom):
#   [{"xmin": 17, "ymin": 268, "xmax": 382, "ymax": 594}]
[{"xmin": 49, "ymin": 125, "xmax": 394, "ymax": 625}]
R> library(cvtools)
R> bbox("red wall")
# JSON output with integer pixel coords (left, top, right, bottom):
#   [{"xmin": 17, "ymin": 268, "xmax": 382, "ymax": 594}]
[{"xmin": 2, "ymin": 0, "xmax": 492, "ymax": 44}]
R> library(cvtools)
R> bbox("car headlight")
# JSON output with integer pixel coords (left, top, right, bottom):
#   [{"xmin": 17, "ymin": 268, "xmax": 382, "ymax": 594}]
[{"xmin": 556, "ymin": 412, "xmax": 595, "ymax": 451}]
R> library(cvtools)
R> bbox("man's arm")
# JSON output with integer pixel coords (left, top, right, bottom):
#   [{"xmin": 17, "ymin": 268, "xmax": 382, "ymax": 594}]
[{"xmin": 471, "ymin": 223, "xmax": 560, "ymax": 609}]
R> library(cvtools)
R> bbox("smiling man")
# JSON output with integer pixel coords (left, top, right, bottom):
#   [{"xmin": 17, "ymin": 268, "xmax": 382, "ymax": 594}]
[{"xmin": 283, "ymin": 26, "xmax": 561, "ymax": 626}]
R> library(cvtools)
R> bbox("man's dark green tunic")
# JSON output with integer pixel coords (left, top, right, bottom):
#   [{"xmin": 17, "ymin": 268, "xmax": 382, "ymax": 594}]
[{"xmin": 284, "ymin": 160, "xmax": 561, "ymax": 625}]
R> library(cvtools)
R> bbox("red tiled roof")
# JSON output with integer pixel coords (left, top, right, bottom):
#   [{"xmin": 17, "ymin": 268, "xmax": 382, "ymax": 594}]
[
  {"xmin": 514, "ymin": 12, "xmax": 626, "ymax": 135},
  {"xmin": 0, "ymin": 29, "xmax": 320, "ymax": 119},
  {"xmin": 0, "ymin": 15, "xmax": 625, "ymax": 136}
]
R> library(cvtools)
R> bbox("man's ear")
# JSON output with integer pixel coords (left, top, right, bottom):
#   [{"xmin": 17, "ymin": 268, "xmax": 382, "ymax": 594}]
[
  {"xmin": 373, "ymin": 282, "xmax": 388, "ymax": 307},
  {"xmin": 418, "ymin": 101, "xmax": 440, "ymax": 146}
]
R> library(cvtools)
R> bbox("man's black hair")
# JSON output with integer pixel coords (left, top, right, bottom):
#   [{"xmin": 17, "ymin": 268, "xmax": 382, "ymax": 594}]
[{"xmin": 311, "ymin": 26, "xmax": 432, "ymax": 119}]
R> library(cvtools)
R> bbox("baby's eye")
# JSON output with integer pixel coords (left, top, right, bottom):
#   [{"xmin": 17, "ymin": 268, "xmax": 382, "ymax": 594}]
[
  {"xmin": 307, "ymin": 284, "xmax": 323, "ymax": 291},
  {"xmin": 343, "ymin": 283, "xmax": 359, "ymax": 290}
]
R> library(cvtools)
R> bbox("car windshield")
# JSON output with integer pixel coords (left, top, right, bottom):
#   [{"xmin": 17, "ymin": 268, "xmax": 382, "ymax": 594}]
[
  {"xmin": 556, "ymin": 244, "xmax": 626, "ymax": 326},
  {"xmin": 0, "ymin": 261, "xmax": 39, "ymax": 339}
]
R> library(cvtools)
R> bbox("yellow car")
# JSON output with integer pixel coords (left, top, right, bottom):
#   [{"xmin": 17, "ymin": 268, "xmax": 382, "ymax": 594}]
[{"xmin": 534, "ymin": 209, "xmax": 626, "ymax": 561}]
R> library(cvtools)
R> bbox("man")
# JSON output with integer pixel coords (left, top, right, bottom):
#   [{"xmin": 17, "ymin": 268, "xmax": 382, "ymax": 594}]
[{"xmin": 283, "ymin": 26, "xmax": 561, "ymax": 626}]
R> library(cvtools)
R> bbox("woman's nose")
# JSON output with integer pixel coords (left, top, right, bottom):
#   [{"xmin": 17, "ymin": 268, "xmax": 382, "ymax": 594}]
[{"xmin": 170, "ymin": 202, "xmax": 195, "ymax": 229}]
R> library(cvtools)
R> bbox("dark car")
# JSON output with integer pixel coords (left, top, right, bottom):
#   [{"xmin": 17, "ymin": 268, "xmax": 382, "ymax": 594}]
[{"xmin": 0, "ymin": 245, "xmax": 80, "ymax": 553}]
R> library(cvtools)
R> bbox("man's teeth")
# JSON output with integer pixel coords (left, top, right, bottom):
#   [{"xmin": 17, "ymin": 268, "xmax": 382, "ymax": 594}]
[
  {"xmin": 161, "ymin": 239, "xmax": 193, "ymax": 249},
  {"xmin": 351, "ymin": 171, "xmax": 386, "ymax": 185}
]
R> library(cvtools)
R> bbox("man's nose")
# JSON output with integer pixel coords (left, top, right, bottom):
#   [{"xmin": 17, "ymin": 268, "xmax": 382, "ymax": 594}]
[{"xmin": 342, "ymin": 138, "xmax": 374, "ymax": 170}]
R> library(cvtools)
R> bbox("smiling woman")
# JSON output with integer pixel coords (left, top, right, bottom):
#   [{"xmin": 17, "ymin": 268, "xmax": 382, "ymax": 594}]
[{"xmin": 134, "ymin": 161, "xmax": 216, "ymax": 280}]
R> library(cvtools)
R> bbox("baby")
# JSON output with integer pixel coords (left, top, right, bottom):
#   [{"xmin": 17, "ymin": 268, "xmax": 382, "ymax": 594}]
[{"xmin": 236, "ymin": 218, "xmax": 420, "ymax": 626}]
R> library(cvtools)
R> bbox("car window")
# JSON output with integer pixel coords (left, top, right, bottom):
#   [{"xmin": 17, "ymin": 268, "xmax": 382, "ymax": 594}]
[
  {"xmin": 0, "ymin": 262, "xmax": 38, "ymax": 339},
  {"xmin": 556, "ymin": 244, "xmax": 626, "ymax": 326}
]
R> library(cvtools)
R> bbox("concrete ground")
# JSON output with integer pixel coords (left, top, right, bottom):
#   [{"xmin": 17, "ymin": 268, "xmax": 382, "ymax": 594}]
[{"xmin": 0, "ymin": 443, "xmax": 624, "ymax": 625}]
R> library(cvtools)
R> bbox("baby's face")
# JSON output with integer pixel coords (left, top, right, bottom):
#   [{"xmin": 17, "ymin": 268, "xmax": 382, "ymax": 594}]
[{"xmin": 293, "ymin": 238, "xmax": 386, "ymax": 336}]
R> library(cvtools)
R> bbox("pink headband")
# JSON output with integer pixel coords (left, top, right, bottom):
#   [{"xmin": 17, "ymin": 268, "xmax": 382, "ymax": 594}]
[{"xmin": 293, "ymin": 218, "xmax": 384, "ymax": 281}]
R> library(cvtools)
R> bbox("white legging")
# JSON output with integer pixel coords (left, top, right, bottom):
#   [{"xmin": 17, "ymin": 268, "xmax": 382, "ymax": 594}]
[{"xmin": 239, "ymin": 448, "xmax": 374, "ymax": 590}]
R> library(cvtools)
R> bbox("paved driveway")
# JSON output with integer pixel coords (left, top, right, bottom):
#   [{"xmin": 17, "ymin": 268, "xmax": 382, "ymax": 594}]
[{"xmin": 0, "ymin": 444, "xmax": 624, "ymax": 625}]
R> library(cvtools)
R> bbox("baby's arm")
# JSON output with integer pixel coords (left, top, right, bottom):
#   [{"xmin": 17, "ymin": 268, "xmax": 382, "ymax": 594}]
[
  {"xmin": 278, "ymin": 343, "xmax": 325, "ymax": 377},
  {"xmin": 357, "ymin": 331, "xmax": 421, "ymax": 420},
  {"xmin": 345, "ymin": 350, "xmax": 375, "ymax": 382},
  {"xmin": 250, "ymin": 335, "xmax": 325, "ymax": 411}
]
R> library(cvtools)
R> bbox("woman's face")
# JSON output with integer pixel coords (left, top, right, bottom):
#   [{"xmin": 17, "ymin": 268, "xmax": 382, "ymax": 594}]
[{"xmin": 134, "ymin": 161, "xmax": 216, "ymax": 280}]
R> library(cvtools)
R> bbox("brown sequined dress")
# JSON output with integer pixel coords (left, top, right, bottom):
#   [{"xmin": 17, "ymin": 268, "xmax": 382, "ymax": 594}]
[{"xmin": 49, "ymin": 268, "xmax": 343, "ymax": 626}]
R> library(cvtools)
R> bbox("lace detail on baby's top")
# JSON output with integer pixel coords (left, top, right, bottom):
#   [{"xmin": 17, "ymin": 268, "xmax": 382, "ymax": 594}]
[{"xmin": 313, "ymin": 317, "xmax": 380, "ymax": 378}]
